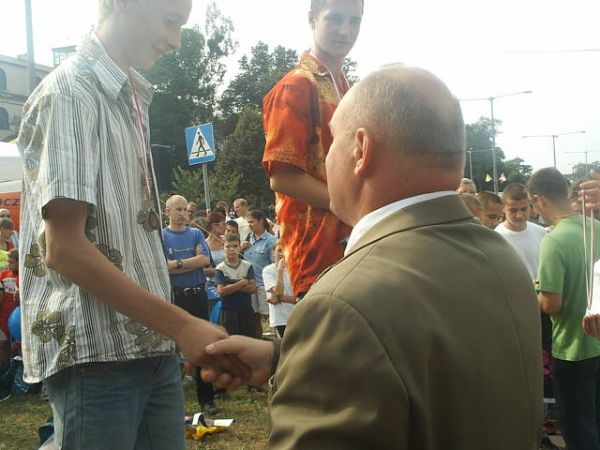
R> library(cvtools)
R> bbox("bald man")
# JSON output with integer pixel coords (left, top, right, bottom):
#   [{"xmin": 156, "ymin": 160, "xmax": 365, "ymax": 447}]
[{"xmin": 202, "ymin": 66, "xmax": 542, "ymax": 450}]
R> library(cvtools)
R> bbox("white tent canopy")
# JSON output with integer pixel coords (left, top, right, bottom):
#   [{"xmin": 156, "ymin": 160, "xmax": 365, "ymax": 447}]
[{"xmin": 0, "ymin": 142, "xmax": 23, "ymax": 194}]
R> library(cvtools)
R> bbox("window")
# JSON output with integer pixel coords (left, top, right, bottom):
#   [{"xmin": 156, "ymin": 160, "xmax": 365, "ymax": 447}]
[
  {"xmin": 0, "ymin": 108, "xmax": 9, "ymax": 130},
  {"xmin": 0, "ymin": 69, "xmax": 6, "ymax": 91}
]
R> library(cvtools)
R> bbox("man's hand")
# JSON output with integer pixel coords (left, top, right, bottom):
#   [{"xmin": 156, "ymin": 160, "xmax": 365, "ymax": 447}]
[
  {"xmin": 174, "ymin": 317, "xmax": 250, "ymax": 380},
  {"xmin": 201, "ymin": 335, "xmax": 275, "ymax": 389},
  {"xmin": 579, "ymin": 171, "xmax": 600, "ymax": 210},
  {"xmin": 241, "ymin": 241, "xmax": 251, "ymax": 250},
  {"xmin": 583, "ymin": 314, "xmax": 600, "ymax": 339}
]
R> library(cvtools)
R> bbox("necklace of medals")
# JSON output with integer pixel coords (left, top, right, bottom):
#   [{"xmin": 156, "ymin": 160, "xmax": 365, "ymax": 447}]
[
  {"xmin": 582, "ymin": 196, "xmax": 596, "ymax": 311},
  {"xmin": 128, "ymin": 71, "xmax": 161, "ymax": 232},
  {"xmin": 309, "ymin": 51, "xmax": 349, "ymax": 101}
]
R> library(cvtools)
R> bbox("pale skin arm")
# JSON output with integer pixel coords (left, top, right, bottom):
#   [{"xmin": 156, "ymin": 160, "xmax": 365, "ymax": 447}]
[
  {"xmin": 43, "ymin": 199, "xmax": 246, "ymax": 376},
  {"xmin": 217, "ymin": 280, "xmax": 249, "ymax": 297},
  {"xmin": 583, "ymin": 314, "xmax": 600, "ymax": 339},
  {"xmin": 167, "ymin": 244, "xmax": 210, "ymax": 274},
  {"xmin": 579, "ymin": 171, "xmax": 600, "ymax": 210},
  {"xmin": 537, "ymin": 291, "xmax": 563, "ymax": 315},
  {"xmin": 269, "ymin": 162, "xmax": 330, "ymax": 210},
  {"xmin": 202, "ymin": 335, "xmax": 275, "ymax": 389},
  {"xmin": 271, "ymin": 260, "xmax": 295, "ymax": 304}
]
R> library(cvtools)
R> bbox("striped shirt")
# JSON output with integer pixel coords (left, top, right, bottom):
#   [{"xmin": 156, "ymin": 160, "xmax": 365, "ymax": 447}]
[{"xmin": 17, "ymin": 34, "xmax": 175, "ymax": 383}]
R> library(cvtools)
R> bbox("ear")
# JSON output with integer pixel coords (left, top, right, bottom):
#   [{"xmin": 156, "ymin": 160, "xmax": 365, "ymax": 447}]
[
  {"xmin": 308, "ymin": 11, "xmax": 316, "ymax": 30},
  {"xmin": 353, "ymin": 128, "xmax": 372, "ymax": 177}
]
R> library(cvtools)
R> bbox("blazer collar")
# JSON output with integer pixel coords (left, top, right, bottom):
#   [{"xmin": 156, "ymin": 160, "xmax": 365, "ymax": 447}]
[{"xmin": 346, "ymin": 194, "xmax": 474, "ymax": 259}]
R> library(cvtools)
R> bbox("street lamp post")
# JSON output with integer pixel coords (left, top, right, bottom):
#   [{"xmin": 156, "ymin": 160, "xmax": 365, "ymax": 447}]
[
  {"xmin": 523, "ymin": 130, "xmax": 586, "ymax": 168},
  {"xmin": 461, "ymin": 90, "xmax": 532, "ymax": 194},
  {"xmin": 24, "ymin": 0, "xmax": 36, "ymax": 93},
  {"xmin": 564, "ymin": 149, "xmax": 600, "ymax": 176}
]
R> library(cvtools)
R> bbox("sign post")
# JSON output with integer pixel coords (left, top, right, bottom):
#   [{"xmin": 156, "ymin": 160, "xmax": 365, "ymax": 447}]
[{"xmin": 185, "ymin": 123, "xmax": 216, "ymax": 214}]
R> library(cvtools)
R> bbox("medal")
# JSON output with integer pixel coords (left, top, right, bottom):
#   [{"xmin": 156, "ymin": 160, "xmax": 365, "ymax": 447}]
[{"xmin": 137, "ymin": 200, "xmax": 161, "ymax": 232}]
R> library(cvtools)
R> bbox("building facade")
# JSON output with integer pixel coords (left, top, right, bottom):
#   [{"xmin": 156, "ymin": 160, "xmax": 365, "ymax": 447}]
[{"xmin": 0, "ymin": 54, "xmax": 53, "ymax": 141}]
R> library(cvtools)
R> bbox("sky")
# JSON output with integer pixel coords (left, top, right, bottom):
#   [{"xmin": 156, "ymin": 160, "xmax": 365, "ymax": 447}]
[{"xmin": 1, "ymin": 0, "xmax": 599, "ymax": 176}]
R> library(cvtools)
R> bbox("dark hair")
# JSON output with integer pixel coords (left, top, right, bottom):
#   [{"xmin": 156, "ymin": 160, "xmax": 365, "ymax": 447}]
[
  {"xmin": 501, "ymin": 183, "xmax": 528, "ymax": 204},
  {"xmin": 310, "ymin": 0, "xmax": 364, "ymax": 14},
  {"xmin": 213, "ymin": 207, "xmax": 226, "ymax": 216},
  {"xmin": 223, "ymin": 232, "xmax": 241, "ymax": 244},
  {"xmin": 248, "ymin": 210, "xmax": 272, "ymax": 234},
  {"xmin": 206, "ymin": 211, "xmax": 225, "ymax": 228},
  {"xmin": 215, "ymin": 200, "xmax": 229, "ymax": 210},
  {"xmin": 0, "ymin": 218, "xmax": 14, "ymax": 230},
  {"xmin": 477, "ymin": 191, "xmax": 502, "ymax": 209},
  {"xmin": 225, "ymin": 220, "xmax": 239, "ymax": 230},
  {"xmin": 527, "ymin": 168, "xmax": 570, "ymax": 203}
]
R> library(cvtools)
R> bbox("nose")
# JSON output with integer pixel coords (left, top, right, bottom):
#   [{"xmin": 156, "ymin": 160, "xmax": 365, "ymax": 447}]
[
  {"xmin": 167, "ymin": 29, "xmax": 182, "ymax": 52},
  {"xmin": 338, "ymin": 20, "xmax": 352, "ymax": 38}
]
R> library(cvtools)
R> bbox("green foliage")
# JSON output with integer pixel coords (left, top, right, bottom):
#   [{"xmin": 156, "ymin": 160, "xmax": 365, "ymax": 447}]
[
  {"xmin": 143, "ymin": 2, "xmax": 236, "ymax": 185},
  {"xmin": 170, "ymin": 166, "xmax": 206, "ymax": 207},
  {"xmin": 211, "ymin": 108, "xmax": 269, "ymax": 206},
  {"xmin": 572, "ymin": 161, "xmax": 600, "ymax": 180},
  {"xmin": 217, "ymin": 42, "xmax": 297, "ymax": 138},
  {"xmin": 501, "ymin": 157, "xmax": 533, "ymax": 186}
]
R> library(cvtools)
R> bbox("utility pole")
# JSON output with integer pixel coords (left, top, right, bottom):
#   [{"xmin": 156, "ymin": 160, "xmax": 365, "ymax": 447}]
[{"xmin": 24, "ymin": 0, "xmax": 37, "ymax": 93}]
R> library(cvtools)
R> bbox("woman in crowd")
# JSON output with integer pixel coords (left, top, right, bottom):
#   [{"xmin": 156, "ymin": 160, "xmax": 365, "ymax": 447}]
[{"xmin": 241, "ymin": 210, "xmax": 277, "ymax": 337}]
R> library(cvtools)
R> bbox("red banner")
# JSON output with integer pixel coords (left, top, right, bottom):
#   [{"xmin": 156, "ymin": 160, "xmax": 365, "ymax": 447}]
[{"xmin": 0, "ymin": 192, "xmax": 21, "ymax": 231}]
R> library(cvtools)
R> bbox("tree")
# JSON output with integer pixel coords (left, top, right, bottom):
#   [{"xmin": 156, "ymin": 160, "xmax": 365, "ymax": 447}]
[
  {"xmin": 142, "ymin": 2, "xmax": 236, "ymax": 187},
  {"xmin": 217, "ymin": 42, "xmax": 297, "ymax": 138},
  {"xmin": 501, "ymin": 158, "xmax": 533, "ymax": 186},
  {"xmin": 211, "ymin": 107, "xmax": 268, "ymax": 206},
  {"xmin": 572, "ymin": 161, "xmax": 600, "ymax": 181},
  {"xmin": 465, "ymin": 117, "xmax": 504, "ymax": 191}
]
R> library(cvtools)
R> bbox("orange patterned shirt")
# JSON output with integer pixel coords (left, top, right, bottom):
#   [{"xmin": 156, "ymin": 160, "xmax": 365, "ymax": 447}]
[{"xmin": 262, "ymin": 52, "xmax": 352, "ymax": 296}]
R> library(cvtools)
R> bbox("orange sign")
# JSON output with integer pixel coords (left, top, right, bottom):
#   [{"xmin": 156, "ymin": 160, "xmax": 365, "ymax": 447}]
[{"xmin": 0, "ymin": 191, "xmax": 21, "ymax": 231}]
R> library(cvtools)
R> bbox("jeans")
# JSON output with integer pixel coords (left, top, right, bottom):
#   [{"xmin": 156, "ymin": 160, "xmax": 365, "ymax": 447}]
[
  {"xmin": 553, "ymin": 356, "xmax": 600, "ymax": 450},
  {"xmin": 173, "ymin": 289, "xmax": 215, "ymax": 405},
  {"xmin": 45, "ymin": 355, "xmax": 184, "ymax": 450}
]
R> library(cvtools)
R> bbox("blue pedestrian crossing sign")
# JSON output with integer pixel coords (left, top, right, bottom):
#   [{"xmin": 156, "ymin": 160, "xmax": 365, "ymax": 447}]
[{"xmin": 185, "ymin": 123, "xmax": 216, "ymax": 166}]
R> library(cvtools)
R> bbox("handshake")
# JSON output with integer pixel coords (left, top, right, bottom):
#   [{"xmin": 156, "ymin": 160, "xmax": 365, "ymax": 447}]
[{"xmin": 174, "ymin": 316, "xmax": 277, "ymax": 390}]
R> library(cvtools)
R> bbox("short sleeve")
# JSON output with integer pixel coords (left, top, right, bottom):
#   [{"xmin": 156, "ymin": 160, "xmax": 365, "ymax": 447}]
[
  {"xmin": 19, "ymin": 92, "xmax": 100, "ymax": 215},
  {"xmin": 263, "ymin": 77, "xmax": 315, "ymax": 174},
  {"xmin": 194, "ymin": 229, "xmax": 210, "ymax": 257},
  {"xmin": 263, "ymin": 264, "xmax": 277, "ymax": 292},
  {"xmin": 537, "ymin": 236, "xmax": 565, "ymax": 294},
  {"xmin": 214, "ymin": 269, "xmax": 226, "ymax": 286}
]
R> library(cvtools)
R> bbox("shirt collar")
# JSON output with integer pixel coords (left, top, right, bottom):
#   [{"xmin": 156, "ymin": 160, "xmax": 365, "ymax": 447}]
[
  {"xmin": 79, "ymin": 33, "xmax": 153, "ymax": 105},
  {"xmin": 299, "ymin": 51, "xmax": 331, "ymax": 78},
  {"xmin": 344, "ymin": 191, "xmax": 457, "ymax": 256}
]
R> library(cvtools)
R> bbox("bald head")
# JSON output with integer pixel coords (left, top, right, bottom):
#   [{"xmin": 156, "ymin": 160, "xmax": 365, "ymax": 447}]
[
  {"xmin": 335, "ymin": 65, "xmax": 466, "ymax": 169},
  {"xmin": 166, "ymin": 195, "xmax": 188, "ymax": 208}
]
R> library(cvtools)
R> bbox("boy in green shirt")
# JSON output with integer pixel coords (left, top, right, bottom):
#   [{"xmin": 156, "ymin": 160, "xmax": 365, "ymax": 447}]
[{"xmin": 529, "ymin": 167, "xmax": 600, "ymax": 450}]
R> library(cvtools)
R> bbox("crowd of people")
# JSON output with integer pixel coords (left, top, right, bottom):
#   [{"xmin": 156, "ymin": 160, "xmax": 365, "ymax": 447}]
[{"xmin": 2, "ymin": 0, "xmax": 600, "ymax": 449}]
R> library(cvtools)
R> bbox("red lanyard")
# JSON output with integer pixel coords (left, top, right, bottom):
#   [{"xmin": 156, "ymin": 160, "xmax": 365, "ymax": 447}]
[{"xmin": 128, "ymin": 71, "xmax": 153, "ymax": 201}]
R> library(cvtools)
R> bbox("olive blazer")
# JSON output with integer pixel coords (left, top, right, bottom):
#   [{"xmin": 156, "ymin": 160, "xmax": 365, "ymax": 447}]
[{"xmin": 269, "ymin": 194, "xmax": 542, "ymax": 450}]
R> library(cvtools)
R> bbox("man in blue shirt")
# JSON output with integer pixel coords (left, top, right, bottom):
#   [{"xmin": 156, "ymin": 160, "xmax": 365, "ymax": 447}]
[{"xmin": 163, "ymin": 195, "xmax": 217, "ymax": 414}]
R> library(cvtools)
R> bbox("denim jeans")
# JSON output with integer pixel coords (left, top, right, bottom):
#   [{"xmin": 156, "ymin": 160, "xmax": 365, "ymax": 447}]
[
  {"xmin": 45, "ymin": 355, "xmax": 184, "ymax": 450},
  {"xmin": 552, "ymin": 356, "xmax": 600, "ymax": 450}
]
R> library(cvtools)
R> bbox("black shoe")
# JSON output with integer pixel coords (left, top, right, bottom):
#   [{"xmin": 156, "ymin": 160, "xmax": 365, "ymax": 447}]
[
  {"xmin": 0, "ymin": 387, "xmax": 11, "ymax": 403},
  {"xmin": 540, "ymin": 436, "xmax": 560, "ymax": 450},
  {"xmin": 201, "ymin": 402, "xmax": 219, "ymax": 415},
  {"xmin": 246, "ymin": 385, "xmax": 266, "ymax": 393}
]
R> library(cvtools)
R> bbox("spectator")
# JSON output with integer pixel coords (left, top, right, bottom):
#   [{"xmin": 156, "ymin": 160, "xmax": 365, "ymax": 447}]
[
  {"xmin": 204, "ymin": 212, "xmax": 226, "ymax": 267},
  {"xmin": 15, "ymin": 1, "xmax": 239, "ymax": 447},
  {"xmin": 215, "ymin": 233, "xmax": 257, "ymax": 339},
  {"xmin": 457, "ymin": 177, "xmax": 477, "ymax": 195},
  {"xmin": 0, "ymin": 249, "xmax": 18, "ymax": 342},
  {"xmin": 225, "ymin": 220, "xmax": 239, "ymax": 236},
  {"xmin": 241, "ymin": 210, "xmax": 277, "ymax": 337},
  {"xmin": 233, "ymin": 198, "xmax": 251, "ymax": 241},
  {"xmin": 187, "ymin": 201, "xmax": 199, "ymax": 224},
  {"xmin": 163, "ymin": 195, "xmax": 217, "ymax": 415},
  {"xmin": 477, "ymin": 191, "xmax": 504, "ymax": 229},
  {"xmin": 262, "ymin": 0, "xmax": 363, "ymax": 299},
  {"xmin": 215, "ymin": 201, "xmax": 233, "ymax": 219},
  {"xmin": 495, "ymin": 183, "xmax": 548, "ymax": 279},
  {"xmin": 459, "ymin": 193, "xmax": 482, "ymax": 220},
  {"xmin": 263, "ymin": 241, "xmax": 295, "ymax": 338},
  {"xmin": 530, "ymin": 167, "xmax": 600, "ymax": 450},
  {"xmin": 0, "ymin": 219, "xmax": 14, "ymax": 254},
  {"xmin": 0, "ymin": 210, "xmax": 18, "ymax": 248}
]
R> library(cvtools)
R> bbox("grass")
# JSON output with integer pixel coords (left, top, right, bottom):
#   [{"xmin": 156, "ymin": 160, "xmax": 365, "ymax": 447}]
[{"xmin": 0, "ymin": 383, "xmax": 269, "ymax": 450}]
